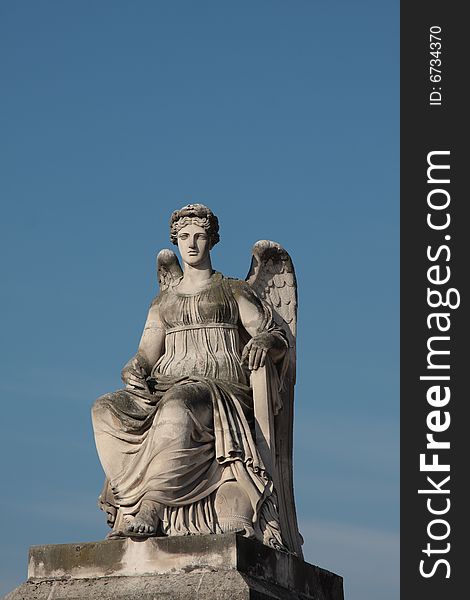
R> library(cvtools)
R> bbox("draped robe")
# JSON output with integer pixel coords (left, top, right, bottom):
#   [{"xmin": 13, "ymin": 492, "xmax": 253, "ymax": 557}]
[{"xmin": 92, "ymin": 273, "xmax": 286, "ymax": 547}]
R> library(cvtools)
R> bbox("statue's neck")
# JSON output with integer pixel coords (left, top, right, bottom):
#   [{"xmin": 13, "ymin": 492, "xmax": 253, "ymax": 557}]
[{"xmin": 182, "ymin": 257, "xmax": 214, "ymax": 286}]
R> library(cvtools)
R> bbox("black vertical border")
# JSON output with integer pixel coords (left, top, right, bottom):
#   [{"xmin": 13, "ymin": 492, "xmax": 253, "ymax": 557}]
[{"xmin": 401, "ymin": 2, "xmax": 467, "ymax": 599}]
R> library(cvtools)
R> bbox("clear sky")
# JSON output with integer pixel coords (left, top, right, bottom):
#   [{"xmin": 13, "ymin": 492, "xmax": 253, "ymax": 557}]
[{"xmin": 0, "ymin": 2, "xmax": 399, "ymax": 599}]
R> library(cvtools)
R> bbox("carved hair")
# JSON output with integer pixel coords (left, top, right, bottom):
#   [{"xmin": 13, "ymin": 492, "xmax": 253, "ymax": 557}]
[{"xmin": 170, "ymin": 204, "xmax": 220, "ymax": 247}]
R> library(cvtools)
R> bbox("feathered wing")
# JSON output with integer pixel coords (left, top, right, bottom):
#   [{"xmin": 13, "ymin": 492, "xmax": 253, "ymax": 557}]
[
  {"xmin": 246, "ymin": 240, "xmax": 303, "ymax": 557},
  {"xmin": 156, "ymin": 249, "xmax": 183, "ymax": 291}
]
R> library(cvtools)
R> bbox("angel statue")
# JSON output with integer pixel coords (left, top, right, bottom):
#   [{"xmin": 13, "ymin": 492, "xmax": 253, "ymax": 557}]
[{"xmin": 92, "ymin": 203, "xmax": 303, "ymax": 557}]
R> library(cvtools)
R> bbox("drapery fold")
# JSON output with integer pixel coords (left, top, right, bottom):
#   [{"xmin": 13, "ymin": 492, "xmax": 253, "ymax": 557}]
[{"xmin": 92, "ymin": 275, "xmax": 286, "ymax": 548}]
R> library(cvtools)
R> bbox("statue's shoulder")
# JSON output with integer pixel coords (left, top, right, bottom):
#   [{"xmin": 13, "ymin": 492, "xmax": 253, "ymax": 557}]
[
  {"xmin": 149, "ymin": 286, "xmax": 171, "ymax": 308},
  {"xmin": 223, "ymin": 276, "xmax": 258, "ymax": 301}
]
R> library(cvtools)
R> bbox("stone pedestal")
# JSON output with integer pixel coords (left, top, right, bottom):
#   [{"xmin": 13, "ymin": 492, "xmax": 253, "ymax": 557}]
[{"xmin": 4, "ymin": 534, "xmax": 344, "ymax": 600}]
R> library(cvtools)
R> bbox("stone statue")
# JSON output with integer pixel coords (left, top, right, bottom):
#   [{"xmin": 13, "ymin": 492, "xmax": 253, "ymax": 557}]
[{"xmin": 92, "ymin": 203, "xmax": 303, "ymax": 557}]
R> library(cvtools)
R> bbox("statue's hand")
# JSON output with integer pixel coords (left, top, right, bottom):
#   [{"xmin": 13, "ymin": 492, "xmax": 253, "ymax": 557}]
[
  {"xmin": 122, "ymin": 357, "xmax": 150, "ymax": 394},
  {"xmin": 241, "ymin": 332, "xmax": 277, "ymax": 371},
  {"xmin": 121, "ymin": 355, "xmax": 147, "ymax": 383},
  {"xmin": 126, "ymin": 373, "xmax": 150, "ymax": 394}
]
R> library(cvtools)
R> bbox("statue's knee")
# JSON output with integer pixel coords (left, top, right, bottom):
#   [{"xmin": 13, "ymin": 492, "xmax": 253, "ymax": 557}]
[
  {"xmin": 91, "ymin": 392, "xmax": 119, "ymax": 424},
  {"xmin": 92, "ymin": 394, "xmax": 108, "ymax": 418},
  {"xmin": 159, "ymin": 387, "xmax": 186, "ymax": 411}
]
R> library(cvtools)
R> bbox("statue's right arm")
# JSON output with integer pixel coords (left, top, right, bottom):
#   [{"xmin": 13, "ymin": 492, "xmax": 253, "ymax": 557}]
[{"xmin": 121, "ymin": 303, "xmax": 165, "ymax": 384}]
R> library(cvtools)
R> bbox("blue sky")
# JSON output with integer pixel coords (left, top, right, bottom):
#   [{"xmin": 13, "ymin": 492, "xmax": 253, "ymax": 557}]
[{"xmin": 0, "ymin": 2, "xmax": 399, "ymax": 599}]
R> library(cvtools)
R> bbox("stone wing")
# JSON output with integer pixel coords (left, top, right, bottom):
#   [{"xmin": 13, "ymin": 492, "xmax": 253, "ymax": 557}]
[
  {"xmin": 157, "ymin": 249, "xmax": 183, "ymax": 292},
  {"xmin": 246, "ymin": 240, "xmax": 297, "ymax": 378},
  {"xmin": 246, "ymin": 240, "xmax": 303, "ymax": 557}
]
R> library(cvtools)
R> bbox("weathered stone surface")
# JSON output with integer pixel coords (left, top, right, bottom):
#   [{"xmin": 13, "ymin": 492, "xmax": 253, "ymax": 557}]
[
  {"xmin": 92, "ymin": 204, "xmax": 303, "ymax": 557},
  {"xmin": 4, "ymin": 534, "xmax": 344, "ymax": 600},
  {"xmin": 27, "ymin": 534, "xmax": 232, "ymax": 579}
]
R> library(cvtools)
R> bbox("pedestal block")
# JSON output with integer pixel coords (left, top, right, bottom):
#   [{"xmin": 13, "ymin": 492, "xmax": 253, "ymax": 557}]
[{"xmin": 4, "ymin": 534, "xmax": 344, "ymax": 600}]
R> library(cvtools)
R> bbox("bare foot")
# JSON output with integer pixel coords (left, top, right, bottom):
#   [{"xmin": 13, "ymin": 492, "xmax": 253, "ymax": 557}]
[{"xmin": 126, "ymin": 500, "xmax": 160, "ymax": 536}]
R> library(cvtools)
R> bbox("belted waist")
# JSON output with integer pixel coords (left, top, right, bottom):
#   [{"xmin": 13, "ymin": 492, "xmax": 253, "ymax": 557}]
[{"xmin": 165, "ymin": 323, "xmax": 238, "ymax": 334}]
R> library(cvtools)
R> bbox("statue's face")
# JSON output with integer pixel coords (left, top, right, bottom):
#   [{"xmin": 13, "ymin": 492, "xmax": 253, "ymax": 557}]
[{"xmin": 177, "ymin": 223, "xmax": 211, "ymax": 266}]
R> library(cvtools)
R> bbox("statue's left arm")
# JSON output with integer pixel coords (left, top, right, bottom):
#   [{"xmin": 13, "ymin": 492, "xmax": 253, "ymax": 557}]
[{"xmin": 232, "ymin": 282, "xmax": 288, "ymax": 370}]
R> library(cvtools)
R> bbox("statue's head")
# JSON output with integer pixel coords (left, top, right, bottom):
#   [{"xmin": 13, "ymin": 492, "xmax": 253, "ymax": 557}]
[{"xmin": 170, "ymin": 204, "xmax": 220, "ymax": 249}]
